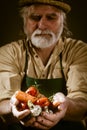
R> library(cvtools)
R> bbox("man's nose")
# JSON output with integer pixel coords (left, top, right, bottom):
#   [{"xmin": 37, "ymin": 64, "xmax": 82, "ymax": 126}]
[{"xmin": 38, "ymin": 17, "xmax": 48, "ymax": 30}]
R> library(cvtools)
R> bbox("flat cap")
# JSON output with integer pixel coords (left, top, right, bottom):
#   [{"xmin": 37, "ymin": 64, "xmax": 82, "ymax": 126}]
[{"xmin": 18, "ymin": 0, "xmax": 71, "ymax": 13}]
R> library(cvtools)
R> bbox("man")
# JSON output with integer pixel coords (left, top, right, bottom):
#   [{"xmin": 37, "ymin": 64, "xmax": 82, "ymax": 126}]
[{"xmin": 0, "ymin": 0, "xmax": 87, "ymax": 130}]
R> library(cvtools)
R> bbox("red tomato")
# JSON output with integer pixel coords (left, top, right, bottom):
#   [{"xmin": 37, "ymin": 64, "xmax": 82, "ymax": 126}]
[
  {"xmin": 35, "ymin": 97, "xmax": 50, "ymax": 107},
  {"xmin": 26, "ymin": 86, "xmax": 38, "ymax": 97},
  {"xmin": 17, "ymin": 102, "xmax": 28, "ymax": 111}
]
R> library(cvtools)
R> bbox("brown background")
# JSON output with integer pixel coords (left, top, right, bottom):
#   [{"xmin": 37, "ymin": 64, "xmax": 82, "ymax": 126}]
[{"xmin": 0, "ymin": 0, "xmax": 87, "ymax": 46}]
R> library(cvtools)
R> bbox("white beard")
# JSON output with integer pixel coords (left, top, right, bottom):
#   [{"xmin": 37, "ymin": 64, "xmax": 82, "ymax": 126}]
[{"xmin": 30, "ymin": 27, "xmax": 63, "ymax": 48}]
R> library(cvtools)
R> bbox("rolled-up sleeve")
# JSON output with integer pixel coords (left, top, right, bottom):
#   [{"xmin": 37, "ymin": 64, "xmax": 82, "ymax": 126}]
[
  {"xmin": 64, "ymin": 39, "xmax": 87, "ymax": 100},
  {"xmin": 0, "ymin": 41, "xmax": 25, "ymax": 101}
]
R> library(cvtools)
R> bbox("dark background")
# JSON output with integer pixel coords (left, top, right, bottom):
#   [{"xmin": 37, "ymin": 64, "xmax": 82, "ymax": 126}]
[{"xmin": 0, "ymin": 0, "xmax": 87, "ymax": 46}]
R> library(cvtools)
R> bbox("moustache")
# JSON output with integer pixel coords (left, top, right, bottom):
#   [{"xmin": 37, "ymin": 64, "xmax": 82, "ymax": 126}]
[{"xmin": 33, "ymin": 29, "xmax": 53, "ymax": 37}]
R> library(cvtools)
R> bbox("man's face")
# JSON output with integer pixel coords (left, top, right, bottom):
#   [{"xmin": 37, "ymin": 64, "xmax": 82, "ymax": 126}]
[{"xmin": 24, "ymin": 4, "xmax": 64, "ymax": 48}]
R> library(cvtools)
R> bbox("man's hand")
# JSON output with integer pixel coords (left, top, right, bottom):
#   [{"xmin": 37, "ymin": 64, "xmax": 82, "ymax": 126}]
[
  {"xmin": 33, "ymin": 93, "xmax": 68, "ymax": 129},
  {"xmin": 10, "ymin": 93, "xmax": 36, "ymax": 127}
]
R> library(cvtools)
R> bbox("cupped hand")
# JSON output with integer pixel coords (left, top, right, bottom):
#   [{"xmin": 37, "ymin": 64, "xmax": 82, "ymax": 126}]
[
  {"xmin": 10, "ymin": 92, "xmax": 36, "ymax": 127},
  {"xmin": 33, "ymin": 93, "xmax": 68, "ymax": 130}
]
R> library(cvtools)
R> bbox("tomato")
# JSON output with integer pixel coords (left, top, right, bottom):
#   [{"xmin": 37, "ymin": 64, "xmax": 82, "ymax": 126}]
[
  {"xmin": 26, "ymin": 86, "xmax": 38, "ymax": 97},
  {"xmin": 17, "ymin": 102, "xmax": 28, "ymax": 111},
  {"xmin": 35, "ymin": 97, "xmax": 51, "ymax": 107}
]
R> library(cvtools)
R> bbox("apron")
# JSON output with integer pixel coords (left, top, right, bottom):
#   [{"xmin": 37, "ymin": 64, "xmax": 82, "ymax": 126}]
[{"xmin": 21, "ymin": 52, "xmax": 67, "ymax": 97}]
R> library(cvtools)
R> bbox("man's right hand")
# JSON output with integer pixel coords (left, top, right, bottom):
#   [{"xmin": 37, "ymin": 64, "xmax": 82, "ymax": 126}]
[{"xmin": 10, "ymin": 92, "xmax": 36, "ymax": 127}]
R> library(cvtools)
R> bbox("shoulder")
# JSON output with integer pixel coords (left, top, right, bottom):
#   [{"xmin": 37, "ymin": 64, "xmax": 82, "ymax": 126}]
[
  {"xmin": 62, "ymin": 37, "xmax": 87, "ymax": 55},
  {"xmin": 0, "ymin": 39, "xmax": 25, "ymax": 49},
  {"xmin": 0, "ymin": 39, "xmax": 27, "ymax": 63},
  {"xmin": 0, "ymin": 39, "xmax": 26, "ymax": 54},
  {"xmin": 62, "ymin": 37, "xmax": 87, "ymax": 66},
  {"xmin": 63, "ymin": 37, "xmax": 87, "ymax": 49}
]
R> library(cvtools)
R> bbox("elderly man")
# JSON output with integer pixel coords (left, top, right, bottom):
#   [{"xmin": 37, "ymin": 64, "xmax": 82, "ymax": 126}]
[{"xmin": 0, "ymin": 0, "xmax": 87, "ymax": 130}]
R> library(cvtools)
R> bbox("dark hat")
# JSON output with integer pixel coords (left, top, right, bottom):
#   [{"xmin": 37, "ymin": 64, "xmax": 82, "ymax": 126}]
[{"xmin": 19, "ymin": 0, "xmax": 71, "ymax": 13}]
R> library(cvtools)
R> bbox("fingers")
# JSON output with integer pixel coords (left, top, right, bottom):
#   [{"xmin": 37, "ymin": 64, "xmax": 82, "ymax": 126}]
[
  {"xmin": 11, "ymin": 104, "xmax": 30, "ymax": 119},
  {"xmin": 20, "ymin": 116, "xmax": 36, "ymax": 127},
  {"xmin": 35, "ymin": 116, "xmax": 54, "ymax": 129},
  {"xmin": 10, "ymin": 93, "xmax": 19, "ymax": 105},
  {"xmin": 41, "ymin": 104, "xmax": 67, "ymax": 123},
  {"xmin": 35, "ymin": 112, "xmax": 59, "ymax": 129},
  {"xmin": 34, "ymin": 121, "xmax": 50, "ymax": 130},
  {"xmin": 10, "ymin": 94, "xmax": 30, "ymax": 119}
]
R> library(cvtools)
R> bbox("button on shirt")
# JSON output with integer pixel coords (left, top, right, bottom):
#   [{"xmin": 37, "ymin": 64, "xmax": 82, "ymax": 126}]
[{"xmin": 0, "ymin": 38, "xmax": 87, "ymax": 101}]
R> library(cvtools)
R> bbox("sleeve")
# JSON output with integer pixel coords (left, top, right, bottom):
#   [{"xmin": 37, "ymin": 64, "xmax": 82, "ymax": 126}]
[
  {"xmin": 65, "ymin": 39, "xmax": 87, "ymax": 100},
  {"xmin": 0, "ymin": 43, "xmax": 23, "ymax": 101}
]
